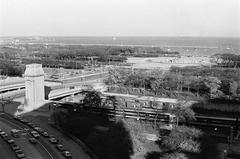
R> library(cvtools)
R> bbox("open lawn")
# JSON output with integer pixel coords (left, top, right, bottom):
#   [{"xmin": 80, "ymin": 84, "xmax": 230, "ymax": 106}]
[{"xmin": 127, "ymin": 56, "xmax": 211, "ymax": 69}]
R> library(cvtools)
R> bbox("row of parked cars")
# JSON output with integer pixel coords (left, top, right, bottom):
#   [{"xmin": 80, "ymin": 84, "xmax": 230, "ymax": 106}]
[
  {"xmin": 14, "ymin": 116, "xmax": 72, "ymax": 158},
  {"xmin": 0, "ymin": 128, "xmax": 26, "ymax": 159}
]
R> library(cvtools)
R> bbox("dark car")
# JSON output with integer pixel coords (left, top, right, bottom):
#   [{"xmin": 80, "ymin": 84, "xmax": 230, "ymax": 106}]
[
  {"xmin": 29, "ymin": 137, "xmax": 37, "ymax": 144},
  {"xmin": 3, "ymin": 135, "xmax": 10, "ymax": 141},
  {"xmin": 11, "ymin": 129, "xmax": 20, "ymax": 138},
  {"xmin": 14, "ymin": 116, "xmax": 22, "ymax": 121},
  {"xmin": 19, "ymin": 118, "xmax": 28, "ymax": 124},
  {"xmin": 11, "ymin": 144, "xmax": 20, "ymax": 151},
  {"xmin": 56, "ymin": 144, "xmax": 65, "ymax": 151},
  {"xmin": 49, "ymin": 134, "xmax": 55, "ymax": 138},
  {"xmin": 27, "ymin": 122, "xmax": 36, "ymax": 128}
]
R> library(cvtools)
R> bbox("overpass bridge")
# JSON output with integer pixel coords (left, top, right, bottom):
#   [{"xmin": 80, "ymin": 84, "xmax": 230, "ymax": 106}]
[
  {"xmin": 48, "ymin": 86, "xmax": 87, "ymax": 100},
  {"xmin": 0, "ymin": 72, "xmax": 108, "ymax": 93},
  {"xmin": 0, "ymin": 83, "xmax": 25, "ymax": 93},
  {"xmin": 0, "ymin": 78, "xmax": 25, "ymax": 93},
  {"xmin": 0, "ymin": 78, "xmax": 106, "ymax": 102}
]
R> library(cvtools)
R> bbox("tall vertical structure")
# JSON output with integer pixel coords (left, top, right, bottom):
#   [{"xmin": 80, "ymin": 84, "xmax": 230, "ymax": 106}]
[{"xmin": 24, "ymin": 64, "xmax": 45, "ymax": 110}]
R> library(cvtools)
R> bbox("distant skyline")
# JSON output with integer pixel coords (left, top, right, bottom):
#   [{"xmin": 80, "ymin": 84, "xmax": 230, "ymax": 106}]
[{"xmin": 0, "ymin": 0, "xmax": 239, "ymax": 37}]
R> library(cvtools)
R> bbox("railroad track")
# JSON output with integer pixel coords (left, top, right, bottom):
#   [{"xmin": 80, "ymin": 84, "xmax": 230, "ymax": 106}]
[
  {"xmin": 80, "ymin": 106, "xmax": 172, "ymax": 123},
  {"xmin": 71, "ymin": 106, "xmax": 240, "ymax": 127}
]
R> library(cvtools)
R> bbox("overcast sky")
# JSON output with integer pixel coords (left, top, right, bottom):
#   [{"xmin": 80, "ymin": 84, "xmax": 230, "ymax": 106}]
[{"xmin": 0, "ymin": 0, "xmax": 239, "ymax": 37}]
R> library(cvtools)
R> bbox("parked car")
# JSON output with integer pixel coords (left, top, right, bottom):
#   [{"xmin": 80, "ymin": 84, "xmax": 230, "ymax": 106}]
[
  {"xmin": 20, "ymin": 118, "xmax": 28, "ymax": 124},
  {"xmin": 56, "ymin": 144, "xmax": 65, "ymax": 151},
  {"xmin": 30, "ymin": 131, "xmax": 40, "ymax": 138},
  {"xmin": 3, "ymin": 134, "xmax": 9, "ymax": 140},
  {"xmin": 29, "ymin": 137, "xmax": 37, "ymax": 144},
  {"xmin": 0, "ymin": 131, "xmax": 7, "ymax": 137},
  {"xmin": 11, "ymin": 144, "xmax": 20, "ymax": 151},
  {"xmin": 49, "ymin": 134, "xmax": 55, "ymax": 138},
  {"xmin": 62, "ymin": 150, "xmax": 72, "ymax": 158},
  {"xmin": 34, "ymin": 127, "xmax": 44, "ymax": 133},
  {"xmin": 11, "ymin": 129, "xmax": 20, "ymax": 138},
  {"xmin": 49, "ymin": 137, "xmax": 58, "ymax": 144},
  {"xmin": 13, "ymin": 116, "xmax": 22, "ymax": 121},
  {"xmin": 41, "ymin": 131, "xmax": 49, "ymax": 137},
  {"xmin": 15, "ymin": 149, "xmax": 25, "ymax": 159},
  {"xmin": 24, "ymin": 128, "xmax": 29, "ymax": 132},
  {"xmin": 27, "ymin": 122, "xmax": 36, "ymax": 128},
  {"xmin": 7, "ymin": 138, "xmax": 15, "ymax": 144}
]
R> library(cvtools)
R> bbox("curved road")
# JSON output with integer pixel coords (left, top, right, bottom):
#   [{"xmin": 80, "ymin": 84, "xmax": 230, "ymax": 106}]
[
  {"xmin": 0, "ymin": 112, "xmax": 92, "ymax": 159},
  {"xmin": 0, "ymin": 113, "xmax": 60, "ymax": 159}
]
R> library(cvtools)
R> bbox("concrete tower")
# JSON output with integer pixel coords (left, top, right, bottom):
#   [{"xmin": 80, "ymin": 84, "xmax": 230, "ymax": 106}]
[{"xmin": 24, "ymin": 64, "xmax": 45, "ymax": 110}]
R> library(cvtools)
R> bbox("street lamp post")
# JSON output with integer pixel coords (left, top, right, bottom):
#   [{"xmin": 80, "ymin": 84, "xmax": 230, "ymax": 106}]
[{"xmin": 223, "ymin": 149, "xmax": 227, "ymax": 159}]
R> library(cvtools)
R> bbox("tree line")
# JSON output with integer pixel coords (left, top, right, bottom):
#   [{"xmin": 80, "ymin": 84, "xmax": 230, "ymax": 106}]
[
  {"xmin": 105, "ymin": 67, "xmax": 240, "ymax": 101},
  {"xmin": 0, "ymin": 60, "xmax": 24, "ymax": 77},
  {"xmin": 0, "ymin": 44, "xmax": 180, "ymax": 65},
  {"xmin": 211, "ymin": 53, "xmax": 240, "ymax": 68}
]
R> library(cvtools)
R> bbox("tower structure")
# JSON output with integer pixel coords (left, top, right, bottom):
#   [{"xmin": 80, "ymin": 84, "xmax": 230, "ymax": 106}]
[{"xmin": 24, "ymin": 64, "xmax": 45, "ymax": 110}]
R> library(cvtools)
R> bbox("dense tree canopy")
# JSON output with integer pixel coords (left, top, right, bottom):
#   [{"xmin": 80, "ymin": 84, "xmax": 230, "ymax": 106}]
[
  {"xmin": 0, "ymin": 60, "xmax": 24, "ymax": 77},
  {"xmin": 211, "ymin": 53, "xmax": 240, "ymax": 68}
]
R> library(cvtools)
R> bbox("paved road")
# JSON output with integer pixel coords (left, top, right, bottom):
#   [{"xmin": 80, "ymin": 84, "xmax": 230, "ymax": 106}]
[
  {"xmin": 0, "ymin": 111, "xmax": 92, "ymax": 159},
  {"xmin": 0, "ymin": 117, "xmax": 51, "ymax": 159},
  {"xmin": 0, "ymin": 113, "xmax": 59, "ymax": 159},
  {"xmin": 23, "ymin": 112, "xmax": 92, "ymax": 159}
]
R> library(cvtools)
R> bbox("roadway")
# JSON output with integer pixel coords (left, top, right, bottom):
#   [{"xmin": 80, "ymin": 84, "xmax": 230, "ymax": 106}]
[
  {"xmin": 0, "ymin": 72, "xmax": 108, "ymax": 93},
  {"xmin": 0, "ymin": 113, "xmax": 55, "ymax": 159},
  {"xmin": 0, "ymin": 77, "xmax": 107, "ymax": 100},
  {"xmin": 0, "ymin": 112, "xmax": 91, "ymax": 159}
]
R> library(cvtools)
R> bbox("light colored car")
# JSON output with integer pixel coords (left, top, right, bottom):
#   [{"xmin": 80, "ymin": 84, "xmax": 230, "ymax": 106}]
[
  {"xmin": 15, "ymin": 149, "xmax": 25, "ymax": 159},
  {"xmin": 49, "ymin": 137, "xmax": 58, "ymax": 143},
  {"xmin": 56, "ymin": 144, "xmax": 65, "ymax": 151},
  {"xmin": 0, "ymin": 131, "xmax": 7, "ymax": 137},
  {"xmin": 62, "ymin": 150, "xmax": 72, "ymax": 158},
  {"xmin": 41, "ymin": 131, "xmax": 49, "ymax": 137},
  {"xmin": 31, "ymin": 131, "xmax": 40, "ymax": 138},
  {"xmin": 7, "ymin": 138, "xmax": 15, "ymax": 144}
]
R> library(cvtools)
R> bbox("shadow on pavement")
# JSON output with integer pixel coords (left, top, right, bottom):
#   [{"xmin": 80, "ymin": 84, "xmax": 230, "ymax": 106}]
[{"xmin": 51, "ymin": 105, "xmax": 134, "ymax": 159}]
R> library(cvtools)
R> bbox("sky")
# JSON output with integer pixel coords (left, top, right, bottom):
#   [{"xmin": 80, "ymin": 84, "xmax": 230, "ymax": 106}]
[{"xmin": 0, "ymin": 0, "xmax": 239, "ymax": 37}]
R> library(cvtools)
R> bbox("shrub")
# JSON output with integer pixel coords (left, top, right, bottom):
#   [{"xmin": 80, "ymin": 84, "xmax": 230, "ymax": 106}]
[
  {"xmin": 161, "ymin": 126, "xmax": 202, "ymax": 152},
  {"xmin": 162, "ymin": 152, "xmax": 187, "ymax": 159}
]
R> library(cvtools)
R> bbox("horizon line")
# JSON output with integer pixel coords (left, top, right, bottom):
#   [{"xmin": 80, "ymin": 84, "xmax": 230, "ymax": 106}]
[{"xmin": 0, "ymin": 35, "xmax": 240, "ymax": 39}]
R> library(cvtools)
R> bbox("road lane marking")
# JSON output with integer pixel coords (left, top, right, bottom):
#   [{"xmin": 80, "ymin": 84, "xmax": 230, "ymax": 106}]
[{"xmin": 0, "ymin": 116, "xmax": 54, "ymax": 159}]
